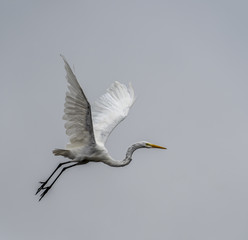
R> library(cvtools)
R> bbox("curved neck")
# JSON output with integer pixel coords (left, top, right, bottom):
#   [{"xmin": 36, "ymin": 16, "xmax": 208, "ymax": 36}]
[{"xmin": 105, "ymin": 143, "xmax": 144, "ymax": 167}]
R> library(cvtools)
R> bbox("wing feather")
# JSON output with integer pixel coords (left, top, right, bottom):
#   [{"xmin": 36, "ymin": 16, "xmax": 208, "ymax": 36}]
[
  {"xmin": 61, "ymin": 55, "xmax": 95, "ymax": 149},
  {"xmin": 92, "ymin": 81, "xmax": 135, "ymax": 145}
]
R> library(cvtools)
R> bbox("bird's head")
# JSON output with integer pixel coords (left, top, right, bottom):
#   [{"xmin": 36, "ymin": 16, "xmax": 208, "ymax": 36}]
[{"xmin": 141, "ymin": 141, "xmax": 167, "ymax": 150}]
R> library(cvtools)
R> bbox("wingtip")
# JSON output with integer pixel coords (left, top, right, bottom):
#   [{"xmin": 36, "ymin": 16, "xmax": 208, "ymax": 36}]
[
  {"xmin": 60, "ymin": 55, "xmax": 72, "ymax": 73},
  {"xmin": 128, "ymin": 82, "xmax": 136, "ymax": 101},
  {"xmin": 128, "ymin": 82, "xmax": 133, "ymax": 91},
  {"xmin": 60, "ymin": 54, "xmax": 66, "ymax": 62}
]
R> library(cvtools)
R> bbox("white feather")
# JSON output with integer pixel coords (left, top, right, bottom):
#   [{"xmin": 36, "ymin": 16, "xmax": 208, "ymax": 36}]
[
  {"xmin": 61, "ymin": 55, "xmax": 95, "ymax": 149},
  {"xmin": 92, "ymin": 81, "xmax": 135, "ymax": 145}
]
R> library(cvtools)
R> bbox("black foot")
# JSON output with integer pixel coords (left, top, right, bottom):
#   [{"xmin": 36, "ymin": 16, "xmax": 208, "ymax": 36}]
[
  {"xmin": 36, "ymin": 181, "xmax": 47, "ymax": 195},
  {"xmin": 38, "ymin": 186, "xmax": 51, "ymax": 201}
]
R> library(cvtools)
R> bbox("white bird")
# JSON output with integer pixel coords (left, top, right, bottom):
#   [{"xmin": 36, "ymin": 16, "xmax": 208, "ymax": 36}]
[{"xmin": 36, "ymin": 55, "xmax": 166, "ymax": 201}]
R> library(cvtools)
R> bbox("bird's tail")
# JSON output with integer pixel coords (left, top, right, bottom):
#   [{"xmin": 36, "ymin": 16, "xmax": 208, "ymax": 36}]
[{"xmin": 53, "ymin": 149, "xmax": 72, "ymax": 158}]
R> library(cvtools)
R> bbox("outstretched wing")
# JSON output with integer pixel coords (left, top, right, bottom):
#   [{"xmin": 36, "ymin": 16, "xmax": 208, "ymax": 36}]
[
  {"xmin": 92, "ymin": 81, "xmax": 135, "ymax": 145},
  {"xmin": 61, "ymin": 55, "xmax": 95, "ymax": 149}
]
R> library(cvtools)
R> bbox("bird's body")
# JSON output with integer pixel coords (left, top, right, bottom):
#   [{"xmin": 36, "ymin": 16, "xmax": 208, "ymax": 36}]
[{"xmin": 36, "ymin": 55, "xmax": 166, "ymax": 200}]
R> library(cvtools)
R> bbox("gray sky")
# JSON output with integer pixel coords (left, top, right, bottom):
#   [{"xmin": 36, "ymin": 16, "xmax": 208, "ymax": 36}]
[{"xmin": 1, "ymin": 0, "xmax": 248, "ymax": 239}]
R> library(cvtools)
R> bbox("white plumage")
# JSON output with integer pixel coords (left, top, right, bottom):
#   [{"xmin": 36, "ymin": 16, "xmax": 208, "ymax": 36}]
[
  {"xmin": 93, "ymin": 81, "xmax": 135, "ymax": 145},
  {"xmin": 36, "ymin": 55, "xmax": 166, "ymax": 201},
  {"xmin": 62, "ymin": 55, "xmax": 95, "ymax": 149},
  {"xmin": 62, "ymin": 55, "xmax": 135, "ymax": 149}
]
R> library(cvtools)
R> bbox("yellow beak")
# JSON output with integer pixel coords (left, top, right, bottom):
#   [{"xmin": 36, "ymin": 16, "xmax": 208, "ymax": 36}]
[{"xmin": 147, "ymin": 143, "xmax": 167, "ymax": 149}]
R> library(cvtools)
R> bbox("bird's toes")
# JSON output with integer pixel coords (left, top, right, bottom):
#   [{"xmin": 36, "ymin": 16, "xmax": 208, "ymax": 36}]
[
  {"xmin": 38, "ymin": 187, "xmax": 51, "ymax": 201},
  {"xmin": 36, "ymin": 182, "xmax": 47, "ymax": 195},
  {"xmin": 36, "ymin": 186, "xmax": 43, "ymax": 195}
]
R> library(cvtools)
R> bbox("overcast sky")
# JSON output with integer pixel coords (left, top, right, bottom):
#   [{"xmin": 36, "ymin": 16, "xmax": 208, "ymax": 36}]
[{"xmin": 1, "ymin": 1, "xmax": 248, "ymax": 239}]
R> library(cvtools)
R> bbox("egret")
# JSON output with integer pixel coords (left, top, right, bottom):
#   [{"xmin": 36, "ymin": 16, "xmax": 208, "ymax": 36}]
[{"xmin": 36, "ymin": 55, "xmax": 166, "ymax": 201}]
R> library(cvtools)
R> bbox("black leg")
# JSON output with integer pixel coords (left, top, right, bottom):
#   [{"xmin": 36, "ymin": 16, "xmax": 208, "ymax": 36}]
[
  {"xmin": 38, "ymin": 162, "xmax": 80, "ymax": 201},
  {"xmin": 36, "ymin": 161, "xmax": 71, "ymax": 195}
]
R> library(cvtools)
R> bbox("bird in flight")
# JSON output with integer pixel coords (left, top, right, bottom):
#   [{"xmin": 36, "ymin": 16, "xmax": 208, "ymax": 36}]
[{"xmin": 36, "ymin": 55, "xmax": 166, "ymax": 201}]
